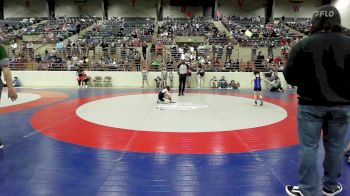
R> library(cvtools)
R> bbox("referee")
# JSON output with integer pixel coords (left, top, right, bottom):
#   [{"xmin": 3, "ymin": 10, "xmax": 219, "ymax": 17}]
[{"xmin": 177, "ymin": 60, "xmax": 188, "ymax": 96}]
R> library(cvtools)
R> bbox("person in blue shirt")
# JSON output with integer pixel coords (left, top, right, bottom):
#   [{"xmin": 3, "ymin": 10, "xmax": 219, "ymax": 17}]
[
  {"xmin": 56, "ymin": 39, "xmax": 64, "ymax": 56},
  {"xmin": 251, "ymin": 70, "xmax": 271, "ymax": 106},
  {"xmin": 13, "ymin": 77, "xmax": 21, "ymax": 87}
]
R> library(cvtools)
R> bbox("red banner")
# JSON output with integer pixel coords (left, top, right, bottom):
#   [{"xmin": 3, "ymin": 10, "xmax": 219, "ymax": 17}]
[
  {"xmin": 238, "ymin": 0, "xmax": 244, "ymax": 7},
  {"xmin": 25, "ymin": 0, "xmax": 31, "ymax": 7},
  {"xmin": 293, "ymin": 5, "xmax": 300, "ymax": 12}
]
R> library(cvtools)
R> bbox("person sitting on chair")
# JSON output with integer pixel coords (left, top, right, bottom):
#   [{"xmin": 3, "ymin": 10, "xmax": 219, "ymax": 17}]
[
  {"xmin": 228, "ymin": 80, "xmax": 240, "ymax": 89},
  {"xmin": 157, "ymin": 86, "xmax": 175, "ymax": 104},
  {"xmin": 218, "ymin": 76, "xmax": 228, "ymax": 89},
  {"xmin": 210, "ymin": 76, "xmax": 218, "ymax": 88},
  {"xmin": 13, "ymin": 77, "xmax": 21, "ymax": 87}
]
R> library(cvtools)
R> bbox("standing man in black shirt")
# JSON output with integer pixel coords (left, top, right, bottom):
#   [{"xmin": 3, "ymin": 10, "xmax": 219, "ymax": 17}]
[
  {"xmin": 284, "ymin": 5, "xmax": 350, "ymax": 196},
  {"xmin": 177, "ymin": 60, "xmax": 188, "ymax": 96},
  {"xmin": 142, "ymin": 42, "xmax": 148, "ymax": 60},
  {"xmin": 0, "ymin": 44, "xmax": 18, "ymax": 149}
]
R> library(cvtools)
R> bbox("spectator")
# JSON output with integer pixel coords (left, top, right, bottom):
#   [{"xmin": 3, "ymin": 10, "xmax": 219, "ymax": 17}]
[
  {"xmin": 10, "ymin": 40, "xmax": 17, "ymax": 56},
  {"xmin": 13, "ymin": 77, "xmax": 21, "ymax": 87},
  {"xmin": 228, "ymin": 80, "xmax": 240, "ymax": 89},
  {"xmin": 154, "ymin": 76, "xmax": 162, "ymax": 89},
  {"xmin": 197, "ymin": 64, "xmax": 205, "ymax": 88},
  {"xmin": 226, "ymin": 43, "xmax": 233, "ymax": 60},
  {"xmin": 76, "ymin": 66, "xmax": 89, "ymax": 88},
  {"xmin": 161, "ymin": 68, "xmax": 168, "ymax": 88},
  {"xmin": 76, "ymin": 22, "xmax": 81, "ymax": 35},
  {"xmin": 142, "ymin": 42, "xmax": 148, "ymax": 60},
  {"xmin": 141, "ymin": 66, "xmax": 149, "ymax": 88},
  {"xmin": 56, "ymin": 39, "xmax": 64, "ymax": 56},
  {"xmin": 210, "ymin": 76, "xmax": 218, "ymax": 88},
  {"xmin": 66, "ymin": 59, "xmax": 74, "ymax": 71},
  {"xmin": 26, "ymin": 41, "xmax": 34, "ymax": 57},
  {"xmin": 100, "ymin": 40, "xmax": 109, "ymax": 59},
  {"xmin": 169, "ymin": 71, "xmax": 174, "ymax": 88},
  {"xmin": 284, "ymin": 5, "xmax": 350, "ymax": 196},
  {"xmin": 218, "ymin": 76, "xmax": 228, "ymax": 89}
]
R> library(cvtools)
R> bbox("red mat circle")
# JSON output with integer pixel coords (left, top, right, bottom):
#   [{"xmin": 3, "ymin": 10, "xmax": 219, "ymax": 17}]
[{"xmin": 31, "ymin": 92, "xmax": 298, "ymax": 154}]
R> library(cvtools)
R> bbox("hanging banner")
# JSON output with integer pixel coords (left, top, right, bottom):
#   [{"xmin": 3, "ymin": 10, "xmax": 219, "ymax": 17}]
[{"xmin": 25, "ymin": 0, "xmax": 31, "ymax": 7}]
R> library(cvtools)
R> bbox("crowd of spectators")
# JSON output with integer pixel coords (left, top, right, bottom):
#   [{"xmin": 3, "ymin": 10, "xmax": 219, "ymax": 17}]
[
  {"xmin": 82, "ymin": 17, "xmax": 155, "ymax": 47},
  {"xmin": 2, "ymin": 15, "xmax": 320, "ymax": 72},
  {"xmin": 221, "ymin": 16, "xmax": 302, "ymax": 47},
  {"xmin": 283, "ymin": 17, "xmax": 311, "ymax": 35},
  {"xmin": 0, "ymin": 17, "xmax": 46, "ymax": 44}
]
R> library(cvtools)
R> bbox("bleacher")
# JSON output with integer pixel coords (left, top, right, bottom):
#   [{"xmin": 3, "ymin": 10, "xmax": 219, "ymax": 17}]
[
  {"xmin": 159, "ymin": 17, "xmax": 216, "ymax": 36},
  {"xmin": 0, "ymin": 17, "xmax": 47, "ymax": 44},
  {"xmin": 82, "ymin": 17, "xmax": 155, "ymax": 44},
  {"xmin": 283, "ymin": 17, "xmax": 311, "ymax": 35},
  {"xmin": 28, "ymin": 17, "xmax": 97, "ymax": 43},
  {"xmin": 222, "ymin": 16, "xmax": 301, "ymax": 47}
]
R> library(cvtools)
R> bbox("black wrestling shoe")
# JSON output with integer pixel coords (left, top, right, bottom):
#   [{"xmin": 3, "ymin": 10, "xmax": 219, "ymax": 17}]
[
  {"xmin": 322, "ymin": 182, "xmax": 343, "ymax": 196},
  {"xmin": 285, "ymin": 185, "xmax": 304, "ymax": 196}
]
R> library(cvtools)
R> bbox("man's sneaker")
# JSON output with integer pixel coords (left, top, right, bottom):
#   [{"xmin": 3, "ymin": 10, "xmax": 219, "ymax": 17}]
[
  {"xmin": 285, "ymin": 185, "xmax": 304, "ymax": 196},
  {"xmin": 348, "ymin": 157, "xmax": 350, "ymax": 164},
  {"xmin": 0, "ymin": 144, "xmax": 4, "ymax": 149},
  {"xmin": 323, "ymin": 183, "xmax": 343, "ymax": 196}
]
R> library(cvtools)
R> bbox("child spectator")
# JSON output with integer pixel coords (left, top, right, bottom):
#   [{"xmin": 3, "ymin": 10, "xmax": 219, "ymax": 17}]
[
  {"xmin": 197, "ymin": 64, "xmax": 205, "ymax": 88},
  {"xmin": 154, "ymin": 76, "xmax": 162, "ymax": 89},
  {"xmin": 169, "ymin": 71, "xmax": 174, "ymax": 88},
  {"xmin": 161, "ymin": 68, "xmax": 168, "ymax": 88},
  {"xmin": 141, "ymin": 67, "xmax": 149, "ymax": 88},
  {"xmin": 210, "ymin": 76, "xmax": 218, "ymax": 88},
  {"xmin": 228, "ymin": 80, "xmax": 240, "ymax": 89}
]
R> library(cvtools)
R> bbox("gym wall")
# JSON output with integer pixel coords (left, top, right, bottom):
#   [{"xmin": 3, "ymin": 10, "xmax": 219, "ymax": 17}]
[
  {"xmin": 333, "ymin": 0, "xmax": 350, "ymax": 29},
  {"xmin": 217, "ymin": 0, "xmax": 265, "ymax": 17},
  {"xmin": 4, "ymin": 0, "xmax": 48, "ymax": 18},
  {"xmin": 274, "ymin": 0, "xmax": 322, "ymax": 18},
  {"xmin": 55, "ymin": 0, "xmax": 103, "ymax": 17},
  {"xmin": 108, "ymin": 0, "xmax": 157, "ymax": 18},
  {"xmin": 10, "ymin": 71, "xmax": 288, "ymax": 89},
  {"xmin": 163, "ymin": 6, "xmax": 204, "ymax": 18}
]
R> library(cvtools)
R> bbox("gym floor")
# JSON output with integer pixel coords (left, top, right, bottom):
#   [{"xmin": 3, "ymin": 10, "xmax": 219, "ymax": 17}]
[{"xmin": 0, "ymin": 88, "xmax": 349, "ymax": 195}]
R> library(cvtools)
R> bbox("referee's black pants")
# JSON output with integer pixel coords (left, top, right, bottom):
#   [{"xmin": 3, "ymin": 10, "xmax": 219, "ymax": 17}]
[{"xmin": 179, "ymin": 74, "xmax": 187, "ymax": 95}]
